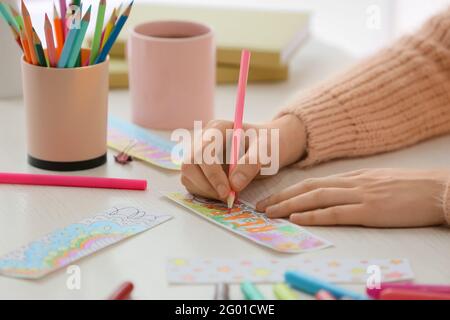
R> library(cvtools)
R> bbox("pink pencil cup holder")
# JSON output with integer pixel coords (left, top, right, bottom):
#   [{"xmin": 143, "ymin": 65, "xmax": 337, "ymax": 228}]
[
  {"xmin": 128, "ymin": 20, "xmax": 215, "ymax": 130},
  {"xmin": 21, "ymin": 51, "xmax": 109, "ymax": 171}
]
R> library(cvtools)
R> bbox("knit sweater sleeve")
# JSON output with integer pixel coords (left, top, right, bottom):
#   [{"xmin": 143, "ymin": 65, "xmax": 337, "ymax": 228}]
[{"xmin": 277, "ymin": 7, "xmax": 450, "ymax": 168}]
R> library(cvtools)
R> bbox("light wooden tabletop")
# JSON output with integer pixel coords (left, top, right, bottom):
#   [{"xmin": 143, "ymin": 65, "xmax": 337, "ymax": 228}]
[{"xmin": 0, "ymin": 39, "xmax": 449, "ymax": 299}]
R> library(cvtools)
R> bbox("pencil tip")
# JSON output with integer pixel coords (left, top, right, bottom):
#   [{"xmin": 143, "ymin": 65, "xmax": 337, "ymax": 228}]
[{"xmin": 227, "ymin": 193, "xmax": 235, "ymax": 209}]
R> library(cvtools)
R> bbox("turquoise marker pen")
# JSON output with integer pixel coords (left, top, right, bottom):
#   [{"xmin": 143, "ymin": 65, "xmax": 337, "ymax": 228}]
[
  {"xmin": 241, "ymin": 281, "xmax": 265, "ymax": 300},
  {"xmin": 285, "ymin": 270, "xmax": 367, "ymax": 300}
]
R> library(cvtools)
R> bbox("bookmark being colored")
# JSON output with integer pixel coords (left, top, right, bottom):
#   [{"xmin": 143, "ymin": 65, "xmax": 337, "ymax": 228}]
[
  {"xmin": 227, "ymin": 49, "xmax": 251, "ymax": 208},
  {"xmin": 95, "ymin": 1, "xmax": 133, "ymax": 64},
  {"xmin": 66, "ymin": 5, "xmax": 91, "ymax": 68},
  {"xmin": 21, "ymin": 0, "xmax": 38, "ymax": 65}
]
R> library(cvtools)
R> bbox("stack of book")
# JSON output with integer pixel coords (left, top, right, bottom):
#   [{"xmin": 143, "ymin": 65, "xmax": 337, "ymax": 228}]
[{"xmin": 88, "ymin": 3, "xmax": 310, "ymax": 88}]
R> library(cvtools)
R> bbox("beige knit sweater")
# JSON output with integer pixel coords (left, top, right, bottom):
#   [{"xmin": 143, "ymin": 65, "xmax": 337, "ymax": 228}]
[{"xmin": 278, "ymin": 8, "xmax": 450, "ymax": 224}]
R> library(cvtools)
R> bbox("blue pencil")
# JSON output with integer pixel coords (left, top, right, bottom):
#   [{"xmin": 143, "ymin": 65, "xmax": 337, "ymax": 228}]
[
  {"xmin": 57, "ymin": 26, "xmax": 79, "ymax": 68},
  {"xmin": 66, "ymin": 6, "xmax": 91, "ymax": 68},
  {"xmin": 94, "ymin": 1, "xmax": 133, "ymax": 64}
]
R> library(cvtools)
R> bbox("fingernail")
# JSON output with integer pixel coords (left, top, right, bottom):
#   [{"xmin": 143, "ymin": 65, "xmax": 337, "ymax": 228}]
[
  {"xmin": 217, "ymin": 184, "xmax": 229, "ymax": 198},
  {"xmin": 265, "ymin": 204, "xmax": 279, "ymax": 216},
  {"xmin": 232, "ymin": 172, "xmax": 247, "ymax": 190},
  {"xmin": 256, "ymin": 198, "xmax": 269, "ymax": 211}
]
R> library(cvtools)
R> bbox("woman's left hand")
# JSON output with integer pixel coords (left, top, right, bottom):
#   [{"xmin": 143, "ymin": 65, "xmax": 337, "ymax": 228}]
[{"xmin": 256, "ymin": 169, "xmax": 448, "ymax": 227}]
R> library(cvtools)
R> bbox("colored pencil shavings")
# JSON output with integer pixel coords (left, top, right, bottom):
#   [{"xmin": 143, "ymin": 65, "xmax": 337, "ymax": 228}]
[
  {"xmin": 166, "ymin": 192, "xmax": 333, "ymax": 253},
  {"xmin": 0, "ymin": 207, "xmax": 172, "ymax": 279},
  {"xmin": 107, "ymin": 116, "xmax": 181, "ymax": 171},
  {"xmin": 166, "ymin": 257, "xmax": 414, "ymax": 284}
]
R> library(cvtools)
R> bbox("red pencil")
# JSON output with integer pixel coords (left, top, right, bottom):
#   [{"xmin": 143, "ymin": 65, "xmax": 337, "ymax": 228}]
[{"xmin": 108, "ymin": 282, "xmax": 134, "ymax": 300}]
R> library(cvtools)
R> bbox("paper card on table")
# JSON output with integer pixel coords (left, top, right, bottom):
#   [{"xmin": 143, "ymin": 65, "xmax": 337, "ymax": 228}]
[
  {"xmin": 107, "ymin": 116, "xmax": 181, "ymax": 170},
  {"xmin": 167, "ymin": 258, "xmax": 414, "ymax": 284},
  {"xmin": 166, "ymin": 192, "xmax": 332, "ymax": 253},
  {"xmin": 0, "ymin": 207, "xmax": 172, "ymax": 279}
]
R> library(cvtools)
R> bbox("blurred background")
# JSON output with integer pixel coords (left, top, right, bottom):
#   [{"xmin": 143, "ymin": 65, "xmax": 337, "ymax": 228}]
[{"xmin": 26, "ymin": 0, "xmax": 450, "ymax": 57}]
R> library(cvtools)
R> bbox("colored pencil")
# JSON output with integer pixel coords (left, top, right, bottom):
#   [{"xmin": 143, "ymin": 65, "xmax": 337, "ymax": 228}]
[
  {"xmin": 21, "ymin": 0, "xmax": 38, "ymax": 65},
  {"xmin": 53, "ymin": 4, "xmax": 64, "ymax": 59},
  {"xmin": 20, "ymin": 30, "xmax": 31, "ymax": 62},
  {"xmin": 108, "ymin": 282, "xmax": 134, "ymax": 300},
  {"xmin": 58, "ymin": 0, "xmax": 67, "ymax": 38},
  {"xmin": 44, "ymin": 14, "xmax": 57, "ymax": 67},
  {"xmin": 10, "ymin": 23, "xmax": 22, "ymax": 49},
  {"xmin": 66, "ymin": 5, "xmax": 91, "ymax": 68},
  {"xmin": 32, "ymin": 29, "xmax": 47, "ymax": 67},
  {"xmin": 57, "ymin": 20, "xmax": 79, "ymax": 67},
  {"xmin": 227, "ymin": 49, "xmax": 251, "ymax": 208},
  {"xmin": 100, "ymin": 8, "xmax": 117, "ymax": 50},
  {"xmin": 94, "ymin": 1, "xmax": 133, "ymax": 64},
  {"xmin": 8, "ymin": 5, "xmax": 23, "ymax": 31},
  {"xmin": 0, "ymin": 3, "xmax": 19, "ymax": 32},
  {"xmin": 0, "ymin": 8, "xmax": 21, "ymax": 49},
  {"xmin": 90, "ymin": 0, "xmax": 106, "ymax": 64},
  {"xmin": 0, "ymin": 172, "xmax": 147, "ymax": 191}
]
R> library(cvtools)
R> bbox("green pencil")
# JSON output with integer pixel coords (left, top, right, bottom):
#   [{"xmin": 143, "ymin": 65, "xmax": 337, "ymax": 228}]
[
  {"xmin": 90, "ymin": 0, "xmax": 106, "ymax": 64},
  {"xmin": 8, "ymin": 5, "xmax": 23, "ymax": 31},
  {"xmin": 33, "ymin": 29, "xmax": 47, "ymax": 67},
  {"xmin": 66, "ymin": 5, "xmax": 91, "ymax": 68}
]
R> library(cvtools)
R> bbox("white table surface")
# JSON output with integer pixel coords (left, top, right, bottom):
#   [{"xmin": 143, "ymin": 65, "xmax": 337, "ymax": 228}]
[{"xmin": 0, "ymin": 39, "xmax": 449, "ymax": 300}]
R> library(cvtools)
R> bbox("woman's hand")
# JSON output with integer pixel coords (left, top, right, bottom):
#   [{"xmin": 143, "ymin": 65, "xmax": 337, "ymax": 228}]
[
  {"xmin": 181, "ymin": 114, "xmax": 306, "ymax": 201},
  {"xmin": 256, "ymin": 169, "xmax": 448, "ymax": 227}
]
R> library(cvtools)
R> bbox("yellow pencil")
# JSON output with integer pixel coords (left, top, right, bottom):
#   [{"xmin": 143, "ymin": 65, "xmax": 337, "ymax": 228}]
[
  {"xmin": 21, "ymin": 0, "xmax": 38, "ymax": 65},
  {"xmin": 100, "ymin": 8, "xmax": 117, "ymax": 50}
]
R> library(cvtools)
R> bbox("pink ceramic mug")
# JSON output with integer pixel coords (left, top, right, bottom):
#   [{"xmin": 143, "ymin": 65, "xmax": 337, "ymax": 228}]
[{"xmin": 128, "ymin": 20, "xmax": 215, "ymax": 130}]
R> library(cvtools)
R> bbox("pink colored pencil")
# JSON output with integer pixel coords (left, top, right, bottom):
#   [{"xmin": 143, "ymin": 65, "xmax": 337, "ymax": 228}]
[
  {"xmin": 227, "ymin": 49, "xmax": 251, "ymax": 209},
  {"xmin": 44, "ymin": 14, "xmax": 57, "ymax": 67},
  {"xmin": 59, "ymin": 0, "xmax": 67, "ymax": 39},
  {"xmin": 367, "ymin": 283, "xmax": 450, "ymax": 299},
  {"xmin": 0, "ymin": 172, "xmax": 147, "ymax": 190}
]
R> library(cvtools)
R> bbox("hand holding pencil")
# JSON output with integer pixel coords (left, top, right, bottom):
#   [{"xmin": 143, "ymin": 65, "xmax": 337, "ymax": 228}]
[{"xmin": 0, "ymin": 0, "xmax": 133, "ymax": 68}]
